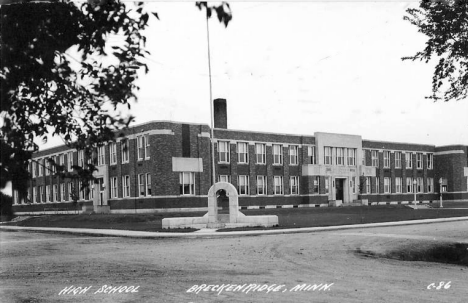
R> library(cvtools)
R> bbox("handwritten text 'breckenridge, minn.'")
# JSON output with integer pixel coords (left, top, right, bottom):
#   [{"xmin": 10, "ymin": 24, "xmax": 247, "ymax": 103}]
[
  {"xmin": 187, "ymin": 283, "xmax": 334, "ymax": 295},
  {"xmin": 58, "ymin": 285, "xmax": 140, "ymax": 295}
]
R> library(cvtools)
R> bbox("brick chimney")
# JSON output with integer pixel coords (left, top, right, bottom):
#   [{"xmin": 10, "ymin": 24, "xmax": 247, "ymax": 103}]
[{"xmin": 213, "ymin": 98, "xmax": 227, "ymax": 129}]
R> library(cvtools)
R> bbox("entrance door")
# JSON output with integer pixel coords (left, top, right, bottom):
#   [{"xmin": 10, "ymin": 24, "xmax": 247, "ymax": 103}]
[{"xmin": 335, "ymin": 179, "xmax": 344, "ymax": 201}]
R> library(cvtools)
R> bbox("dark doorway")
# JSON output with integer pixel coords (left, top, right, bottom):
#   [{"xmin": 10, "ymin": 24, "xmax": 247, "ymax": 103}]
[
  {"xmin": 217, "ymin": 189, "xmax": 229, "ymax": 214},
  {"xmin": 335, "ymin": 179, "xmax": 344, "ymax": 201}
]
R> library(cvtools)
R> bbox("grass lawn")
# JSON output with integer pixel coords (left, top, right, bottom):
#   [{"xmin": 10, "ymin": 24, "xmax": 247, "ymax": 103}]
[{"xmin": 3, "ymin": 202, "xmax": 468, "ymax": 233}]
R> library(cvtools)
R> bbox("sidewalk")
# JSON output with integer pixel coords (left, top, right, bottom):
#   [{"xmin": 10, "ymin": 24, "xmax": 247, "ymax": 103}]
[{"xmin": 1, "ymin": 216, "xmax": 468, "ymax": 238}]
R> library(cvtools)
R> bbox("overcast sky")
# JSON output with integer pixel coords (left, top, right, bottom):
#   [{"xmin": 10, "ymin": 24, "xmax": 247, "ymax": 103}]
[{"xmin": 45, "ymin": 1, "xmax": 468, "ymax": 149}]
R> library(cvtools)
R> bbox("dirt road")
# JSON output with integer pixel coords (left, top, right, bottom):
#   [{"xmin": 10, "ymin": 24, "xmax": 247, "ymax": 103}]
[{"xmin": 1, "ymin": 221, "xmax": 467, "ymax": 302}]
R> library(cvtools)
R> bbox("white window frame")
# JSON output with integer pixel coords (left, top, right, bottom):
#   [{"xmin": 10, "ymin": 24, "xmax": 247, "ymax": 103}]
[
  {"xmin": 406, "ymin": 177, "xmax": 413, "ymax": 193},
  {"xmin": 138, "ymin": 174, "xmax": 146, "ymax": 197},
  {"xmin": 416, "ymin": 153, "xmax": 423, "ymax": 169},
  {"xmin": 33, "ymin": 187, "xmax": 38, "ymax": 203},
  {"xmin": 60, "ymin": 154, "xmax": 64, "ymax": 166},
  {"xmin": 273, "ymin": 144, "xmax": 283, "ymax": 165},
  {"xmin": 375, "ymin": 177, "xmax": 380, "ymax": 193},
  {"xmin": 366, "ymin": 177, "xmax": 371, "ymax": 194},
  {"xmin": 122, "ymin": 175, "xmax": 130, "ymax": 197},
  {"xmin": 255, "ymin": 143, "xmax": 266, "ymax": 164},
  {"xmin": 39, "ymin": 186, "xmax": 43, "ymax": 203},
  {"xmin": 336, "ymin": 148, "xmax": 344, "ymax": 166},
  {"xmin": 395, "ymin": 177, "xmax": 402, "ymax": 193},
  {"xmin": 406, "ymin": 152, "xmax": 413, "ymax": 169},
  {"xmin": 383, "ymin": 151, "xmax": 390, "ymax": 168},
  {"xmin": 38, "ymin": 159, "xmax": 43, "ymax": 177},
  {"xmin": 274, "ymin": 176, "xmax": 284, "ymax": 195},
  {"xmin": 347, "ymin": 148, "xmax": 356, "ymax": 166},
  {"xmin": 384, "ymin": 177, "xmax": 391, "ymax": 193},
  {"xmin": 237, "ymin": 175, "xmax": 249, "ymax": 195},
  {"xmin": 308, "ymin": 146, "xmax": 316, "ymax": 164},
  {"xmin": 324, "ymin": 147, "xmax": 332, "ymax": 165},
  {"xmin": 218, "ymin": 141, "xmax": 230, "ymax": 163},
  {"xmin": 145, "ymin": 134, "xmax": 150, "ymax": 159},
  {"xmin": 146, "ymin": 173, "xmax": 151, "ymax": 196},
  {"xmin": 79, "ymin": 181, "xmax": 85, "ymax": 200},
  {"xmin": 78, "ymin": 150, "xmax": 84, "ymax": 168},
  {"xmin": 179, "ymin": 172, "xmax": 195, "ymax": 195},
  {"xmin": 98, "ymin": 146, "xmax": 105, "ymax": 166},
  {"xmin": 53, "ymin": 184, "xmax": 58, "ymax": 202},
  {"xmin": 417, "ymin": 177, "xmax": 424, "ymax": 193},
  {"xmin": 89, "ymin": 183, "xmax": 95, "ymax": 200},
  {"xmin": 219, "ymin": 175, "xmax": 230, "ymax": 183},
  {"xmin": 289, "ymin": 145, "xmax": 298, "ymax": 165},
  {"xmin": 111, "ymin": 177, "xmax": 118, "ymax": 198},
  {"xmin": 109, "ymin": 143, "xmax": 117, "ymax": 165},
  {"xmin": 138, "ymin": 136, "xmax": 145, "ymax": 160},
  {"xmin": 256, "ymin": 175, "xmax": 266, "ymax": 195},
  {"xmin": 427, "ymin": 177, "xmax": 433, "ymax": 193},
  {"xmin": 372, "ymin": 150, "xmax": 379, "ymax": 167},
  {"xmin": 290, "ymin": 176, "xmax": 299, "ymax": 195},
  {"xmin": 67, "ymin": 182, "xmax": 73, "ymax": 201},
  {"xmin": 237, "ymin": 142, "xmax": 249, "ymax": 164},
  {"xmin": 314, "ymin": 176, "xmax": 320, "ymax": 194},
  {"xmin": 45, "ymin": 158, "xmax": 50, "ymax": 176},
  {"xmin": 395, "ymin": 152, "xmax": 402, "ymax": 169},
  {"xmin": 121, "ymin": 140, "xmax": 129, "ymax": 163},
  {"xmin": 427, "ymin": 153, "xmax": 433, "ymax": 170},
  {"xmin": 46, "ymin": 185, "xmax": 50, "ymax": 202},
  {"xmin": 67, "ymin": 151, "xmax": 73, "ymax": 171}
]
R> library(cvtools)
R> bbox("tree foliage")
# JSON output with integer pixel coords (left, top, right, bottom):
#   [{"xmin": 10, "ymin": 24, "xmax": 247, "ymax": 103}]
[
  {"xmin": 0, "ymin": 0, "xmax": 232, "ymax": 197},
  {"xmin": 403, "ymin": 0, "xmax": 468, "ymax": 102}
]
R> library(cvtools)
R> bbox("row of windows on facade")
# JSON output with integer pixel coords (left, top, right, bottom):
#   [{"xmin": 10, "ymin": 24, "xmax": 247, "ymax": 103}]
[
  {"xmin": 361, "ymin": 177, "xmax": 435, "ymax": 194},
  {"xmin": 365, "ymin": 150, "xmax": 434, "ymax": 169},
  {"xmin": 29, "ymin": 135, "xmax": 151, "ymax": 177}
]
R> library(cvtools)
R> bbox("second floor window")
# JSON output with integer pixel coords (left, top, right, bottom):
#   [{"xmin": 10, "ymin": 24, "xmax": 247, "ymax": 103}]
[
  {"xmin": 121, "ymin": 140, "xmax": 129, "ymax": 163},
  {"xmin": 38, "ymin": 159, "xmax": 43, "ymax": 176},
  {"xmin": 336, "ymin": 148, "xmax": 344, "ymax": 166},
  {"xmin": 67, "ymin": 152, "xmax": 73, "ymax": 171},
  {"xmin": 109, "ymin": 143, "xmax": 117, "ymax": 165},
  {"xmin": 98, "ymin": 146, "xmax": 105, "ymax": 166},
  {"xmin": 416, "ymin": 153, "xmax": 423, "ymax": 169},
  {"xmin": 218, "ymin": 141, "xmax": 230, "ymax": 163},
  {"xmin": 324, "ymin": 147, "xmax": 332, "ymax": 165},
  {"xmin": 138, "ymin": 135, "xmax": 149, "ymax": 160},
  {"xmin": 78, "ymin": 150, "xmax": 84, "ymax": 168},
  {"xmin": 255, "ymin": 143, "xmax": 266, "ymax": 164},
  {"xmin": 395, "ymin": 152, "xmax": 402, "ymax": 168},
  {"xmin": 273, "ymin": 144, "xmax": 283, "ymax": 165},
  {"xmin": 383, "ymin": 151, "xmax": 390, "ymax": 168},
  {"xmin": 427, "ymin": 153, "xmax": 433, "ymax": 170},
  {"xmin": 308, "ymin": 146, "xmax": 316, "ymax": 164},
  {"xmin": 237, "ymin": 142, "xmax": 248, "ymax": 164},
  {"xmin": 347, "ymin": 149, "xmax": 356, "ymax": 166},
  {"xmin": 406, "ymin": 152, "xmax": 413, "ymax": 169},
  {"xmin": 371, "ymin": 150, "xmax": 379, "ymax": 167},
  {"xmin": 289, "ymin": 145, "xmax": 298, "ymax": 165}
]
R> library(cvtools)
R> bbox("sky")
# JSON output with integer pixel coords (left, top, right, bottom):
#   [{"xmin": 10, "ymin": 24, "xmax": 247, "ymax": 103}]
[{"xmin": 44, "ymin": 1, "xmax": 468, "ymax": 148}]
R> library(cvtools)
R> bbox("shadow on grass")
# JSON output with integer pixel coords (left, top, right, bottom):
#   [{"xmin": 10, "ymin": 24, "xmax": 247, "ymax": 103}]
[{"xmin": 357, "ymin": 242, "xmax": 468, "ymax": 267}]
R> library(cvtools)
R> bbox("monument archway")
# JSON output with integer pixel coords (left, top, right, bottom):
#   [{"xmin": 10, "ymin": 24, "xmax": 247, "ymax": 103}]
[{"xmin": 207, "ymin": 182, "xmax": 239, "ymax": 223}]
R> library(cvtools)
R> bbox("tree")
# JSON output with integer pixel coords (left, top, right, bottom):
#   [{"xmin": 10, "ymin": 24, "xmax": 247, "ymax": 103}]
[
  {"xmin": 0, "ymin": 1, "xmax": 232, "ymax": 198},
  {"xmin": 403, "ymin": 0, "xmax": 468, "ymax": 102}
]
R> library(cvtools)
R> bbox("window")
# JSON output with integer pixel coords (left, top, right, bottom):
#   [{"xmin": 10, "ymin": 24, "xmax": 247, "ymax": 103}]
[
  {"xmin": 138, "ymin": 136, "xmax": 146, "ymax": 160},
  {"xmin": 362, "ymin": 150, "xmax": 366, "ymax": 165},
  {"xmin": 427, "ymin": 153, "xmax": 433, "ymax": 170},
  {"xmin": 324, "ymin": 147, "xmax": 332, "ymax": 165},
  {"xmin": 121, "ymin": 140, "xmax": 129, "ymax": 163},
  {"xmin": 33, "ymin": 187, "xmax": 37, "ymax": 203},
  {"xmin": 38, "ymin": 159, "xmax": 43, "ymax": 176},
  {"xmin": 67, "ymin": 182, "xmax": 73, "ymax": 201},
  {"xmin": 290, "ymin": 176, "xmax": 299, "ymax": 195},
  {"xmin": 111, "ymin": 177, "xmax": 118, "ymax": 198},
  {"xmin": 219, "ymin": 175, "xmax": 230, "ymax": 183},
  {"xmin": 314, "ymin": 176, "xmax": 320, "ymax": 193},
  {"xmin": 98, "ymin": 146, "xmax": 105, "ymax": 166},
  {"xmin": 218, "ymin": 141, "xmax": 230, "ymax": 163},
  {"xmin": 406, "ymin": 177, "xmax": 413, "ymax": 193},
  {"xmin": 78, "ymin": 150, "xmax": 84, "ymax": 168},
  {"xmin": 256, "ymin": 176, "xmax": 266, "ymax": 195},
  {"xmin": 289, "ymin": 145, "xmax": 298, "ymax": 165},
  {"xmin": 138, "ymin": 174, "xmax": 148, "ymax": 197},
  {"xmin": 122, "ymin": 175, "xmax": 130, "ymax": 197},
  {"xmin": 237, "ymin": 142, "xmax": 249, "ymax": 164},
  {"xmin": 53, "ymin": 185, "xmax": 58, "ymax": 202},
  {"xmin": 46, "ymin": 185, "xmax": 50, "ymax": 202},
  {"xmin": 417, "ymin": 177, "xmax": 424, "ymax": 193},
  {"xmin": 375, "ymin": 177, "xmax": 380, "ymax": 193},
  {"xmin": 60, "ymin": 183, "xmax": 65, "ymax": 201},
  {"xmin": 372, "ymin": 150, "xmax": 379, "ymax": 167},
  {"xmin": 67, "ymin": 151, "xmax": 73, "ymax": 171},
  {"xmin": 60, "ymin": 154, "xmax": 64, "ymax": 166},
  {"xmin": 109, "ymin": 143, "xmax": 117, "ymax": 165},
  {"xmin": 273, "ymin": 144, "xmax": 283, "ymax": 165},
  {"xmin": 347, "ymin": 149, "xmax": 356, "ymax": 166},
  {"xmin": 273, "ymin": 176, "xmax": 283, "ymax": 195},
  {"xmin": 237, "ymin": 175, "xmax": 249, "ymax": 195},
  {"xmin": 146, "ymin": 174, "xmax": 151, "ymax": 196},
  {"xmin": 89, "ymin": 183, "xmax": 95, "ymax": 200},
  {"xmin": 383, "ymin": 151, "xmax": 390, "ymax": 168},
  {"xmin": 145, "ymin": 134, "xmax": 150, "ymax": 159},
  {"xmin": 44, "ymin": 159, "xmax": 50, "ymax": 176},
  {"xmin": 427, "ymin": 178, "xmax": 433, "ymax": 193},
  {"xmin": 416, "ymin": 153, "xmax": 423, "ymax": 169},
  {"xmin": 255, "ymin": 143, "xmax": 266, "ymax": 164},
  {"xmin": 395, "ymin": 152, "xmax": 402, "ymax": 168},
  {"xmin": 39, "ymin": 186, "xmax": 43, "ymax": 203},
  {"xmin": 336, "ymin": 148, "xmax": 344, "ymax": 166},
  {"xmin": 308, "ymin": 146, "xmax": 316, "ymax": 164},
  {"xmin": 325, "ymin": 178, "xmax": 329, "ymax": 194},
  {"xmin": 32, "ymin": 161, "xmax": 37, "ymax": 177},
  {"xmin": 366, "ymin": 177, "xmax": 371, "ymax": 194},
  {"xmin": 179, "ymin": 172, "xmax": 195, "ymax": 195},
  {"xmin": 79, "ymin": 181, "xmax": 85, "ymax": 200},
  {"xmin": 384, "ymin": 177, "xmax": 391, "ymax": 193},
  {"xmin": 395, "ymin": 177, "xmax": 402, "ymax": 193},
  {"xmin": 406, "ymin": 152, "xmax": 413, "ymax": 169}
]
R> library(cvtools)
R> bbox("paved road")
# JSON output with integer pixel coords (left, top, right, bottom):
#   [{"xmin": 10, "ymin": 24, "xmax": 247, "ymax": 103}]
[{"xmin": 1, "ymin": 221, "xmax": 467, "ymax": 303}]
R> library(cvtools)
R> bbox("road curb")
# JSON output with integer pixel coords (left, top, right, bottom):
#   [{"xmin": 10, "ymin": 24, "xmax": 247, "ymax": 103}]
[{"xmin": 1, "ymin": 216, "xmax": 468, "ymax": 239}]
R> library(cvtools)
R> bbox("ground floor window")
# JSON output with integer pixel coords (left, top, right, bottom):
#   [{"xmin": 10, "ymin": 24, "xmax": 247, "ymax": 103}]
[
  {"xmin": 365, "ymin": 177, "xmax": 371, "ymax": 194},
  {"xmin": 122, "ymin": 175, "xmax": 130, "ymax": 197},
  {"xmin": 53, "ymin": 185, "xmax": 58, "ymax": 202},
  {"xmin": 111, "ymin": 177, "xmax": 118, "ymax": 198},
  {"xmin": 427, "ymin": 178, "xmax": 433, "ymax": 193},
  {"xmin": 417, "ymin": 177, "xmax": 424, "ymax": 193},
  {"xmin": 238, "ymin": 175, "xmax": 249, "ymax": 195},
  {"xmin": 274, "ymin": 176, "xmax": 283, "ymax": 195},
  {"xmin": 406, "ymin": 177, "xmax": 413, "ymax": 193},
  {"xmin": 314, "ymin": 176, "xmax": 320, "ymax": 194},
  {"xmin": 60, "ymin": 184, "xmax": 65, "ymax": 202},
  {"xmin": 395, "ymin": 177, "xmax": 402, "ymax": 193},
  {"xmin": 375, "ymin": 177, "xmax": 380, "ymax": 193},
  {"xmin": 384, "ymin": 177, "xmax": 391, "ymax": 193},
  {"xmin": 180, "ymin": 172, "xmax": 195, "ymax": 195},
  {"xmin": 290, "ymin": 176, "xmax": 299, "ymax": 195},
  {"xmin": 256, "ymin": 176, "xmax": 266, "ymax": 195}
]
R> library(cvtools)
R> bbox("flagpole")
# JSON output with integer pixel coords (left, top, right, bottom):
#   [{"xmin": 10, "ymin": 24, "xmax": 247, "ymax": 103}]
[{"xmin": 206, "ymin": 12, "xmax": 216, "ymax": 188}]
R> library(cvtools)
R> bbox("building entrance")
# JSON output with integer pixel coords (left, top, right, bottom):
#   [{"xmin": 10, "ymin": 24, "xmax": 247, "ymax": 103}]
[{"xmin": 335, "ymin": 178, "xmax": 344, "ymax": 201}]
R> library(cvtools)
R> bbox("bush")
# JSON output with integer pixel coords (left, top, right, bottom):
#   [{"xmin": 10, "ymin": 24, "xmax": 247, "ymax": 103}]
[{"xmin": 0, "ymin": 192, "xmax": 14, "ymax": 221}]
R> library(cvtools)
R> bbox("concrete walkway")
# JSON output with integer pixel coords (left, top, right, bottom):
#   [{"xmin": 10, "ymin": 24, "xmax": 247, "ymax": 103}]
[{"xmin": 1, "ymin": 216, "xmax": 468, "ymax": 238}]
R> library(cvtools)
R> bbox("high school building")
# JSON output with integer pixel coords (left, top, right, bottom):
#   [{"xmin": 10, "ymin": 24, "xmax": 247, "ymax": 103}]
[{"xmin": 12, "ymin": 99, "xmax": 468, "ymax": 214}]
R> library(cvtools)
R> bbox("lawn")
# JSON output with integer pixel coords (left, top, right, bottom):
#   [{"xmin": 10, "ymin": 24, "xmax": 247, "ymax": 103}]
[{"xmin": 3, "ymin": 202, "xmax": 468, "ymax": 232}]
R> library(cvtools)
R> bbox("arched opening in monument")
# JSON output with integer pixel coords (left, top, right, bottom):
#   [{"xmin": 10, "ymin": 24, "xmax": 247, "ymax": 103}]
[{"xmin": 216, "ymin": 189, "xmax": 229, "ymax": 214}]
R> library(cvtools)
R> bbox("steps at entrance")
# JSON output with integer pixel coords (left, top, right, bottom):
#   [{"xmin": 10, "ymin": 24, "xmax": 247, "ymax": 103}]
[{"xmin": 218, "ymin": 214, "xmax": 230, "ymax": 223}]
